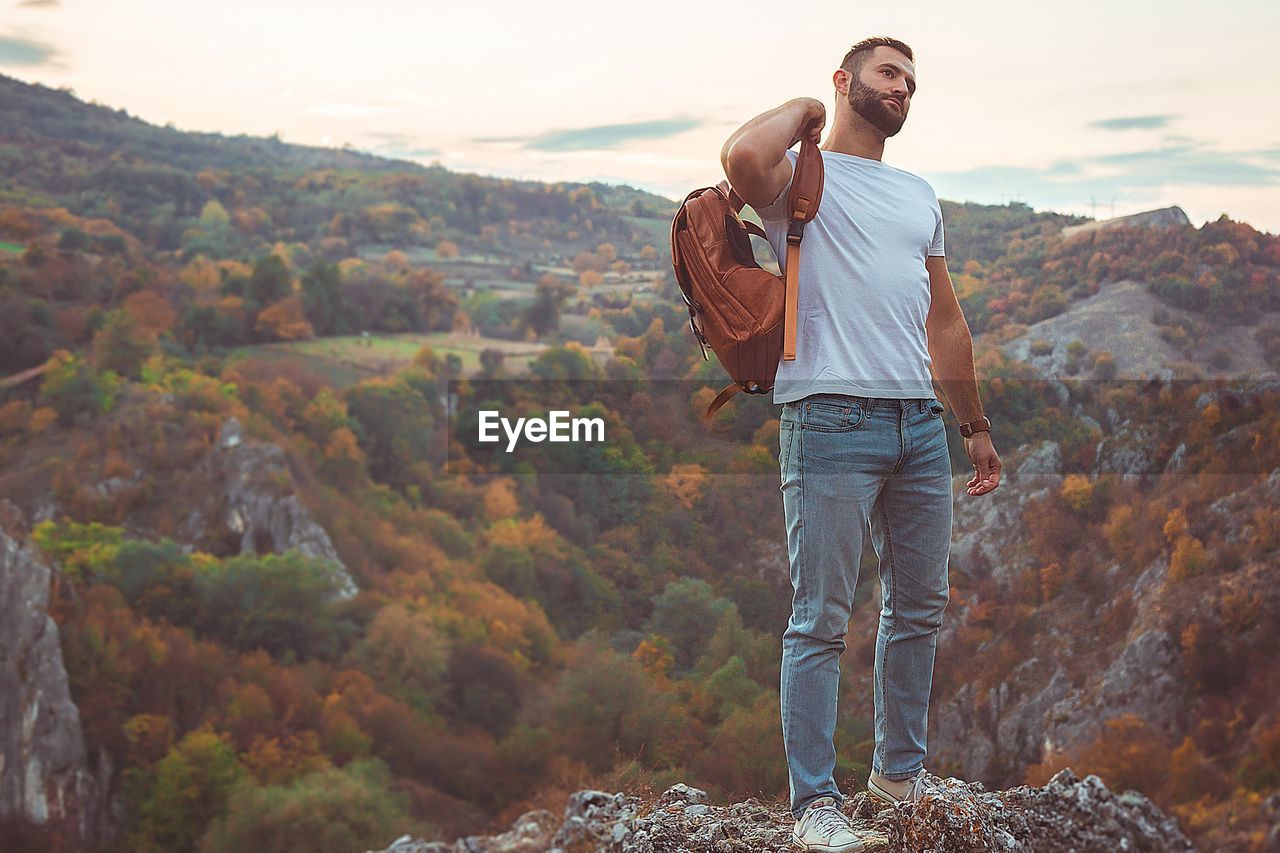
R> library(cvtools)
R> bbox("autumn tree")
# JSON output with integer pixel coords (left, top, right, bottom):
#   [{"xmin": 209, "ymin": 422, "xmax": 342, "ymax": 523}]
[
  {"xmin": 123, "ymin": 290, "xmax": 177, "ymax": 338},
  {"xmin": 92, "ymin": 308, "xmax": 160, "ymax": 378},
  {"xmin": 255, "ymin": 294, "xmax": 316, "ymax": 341}
]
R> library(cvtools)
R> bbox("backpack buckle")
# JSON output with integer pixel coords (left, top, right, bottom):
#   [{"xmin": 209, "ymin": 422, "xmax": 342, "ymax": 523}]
[{"xmin": 786, "ymin": 219, "xmax": 805, "ymax": 244}]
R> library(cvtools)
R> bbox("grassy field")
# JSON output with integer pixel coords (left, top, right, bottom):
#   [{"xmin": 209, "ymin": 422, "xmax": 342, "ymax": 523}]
[
  {"xmin": 0, "ymin": 240, "xmax": 25, "ymax": 254},
  {"xmin": 226, "ymin": 331, "xmax": 580, "ymax": 387}
]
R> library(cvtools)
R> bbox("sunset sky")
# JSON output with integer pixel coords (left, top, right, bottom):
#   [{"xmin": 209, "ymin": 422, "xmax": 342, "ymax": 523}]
[{"xmin": 3, "ymin": 0, "xmax": 1278, "ymax": 233}]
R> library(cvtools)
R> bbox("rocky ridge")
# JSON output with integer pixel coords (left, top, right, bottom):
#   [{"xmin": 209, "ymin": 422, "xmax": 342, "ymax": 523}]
[{"xmin": 369, "ymin": 770, "xmax": 1194, "ymax": 852}]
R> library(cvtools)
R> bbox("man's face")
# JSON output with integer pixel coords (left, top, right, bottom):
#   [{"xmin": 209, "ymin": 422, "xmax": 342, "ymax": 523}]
[{"xmin": 843, "ymin": 46, "xmax": 916, "ymax": 137}]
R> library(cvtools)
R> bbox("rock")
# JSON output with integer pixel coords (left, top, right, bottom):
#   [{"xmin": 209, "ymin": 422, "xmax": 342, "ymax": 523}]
[
  {"xmin": 950, "ymin": 440, "xmax": 1060, "ymax": 583},
  {"xmin": 0, "ymin": 518, "xmax": 107, "ymax": 849},
  {"xmin": 1044, "ymin": 630, "xmax": 1188, "ymax": 756},
  {"xmin": 889, "ymin": 769, "xmax": 1194, "ymax": 852},
  {"xmin": 1061, "ymin": 206, "xmax": 1192, "ymax": 240},
  {"xmin": 372, "ymin": 772, "xmax": 1193, "ymax": 852},
  {"xmin": 1092, "ymin": 423, "xmax": 1160, "ymax": 478},
  {"xmin": 179, "ymin": 417, "xmax": 356, "ymax": 598}
]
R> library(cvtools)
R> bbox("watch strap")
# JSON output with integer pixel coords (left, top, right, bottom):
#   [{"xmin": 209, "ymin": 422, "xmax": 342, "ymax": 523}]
[{"xmin": 959, "ymin": 416, "xmax": 991, "ymax": 438}]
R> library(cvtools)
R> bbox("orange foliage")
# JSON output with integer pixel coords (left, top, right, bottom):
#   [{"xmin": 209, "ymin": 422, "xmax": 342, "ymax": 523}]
[
  {"xmin": 1058, "ymin": 474, "xmax": 1094, "ymax": 512},
  {"xmin": 254, "ymin": 295, "xmax": 315, "ymax": 341},
  {"xmin": 1025, "ymin": 714, "xmax": 1170, "ymax": 798},
  {"xmin": 663, "ymin": 463, "xmax": 709, "ymax": 510},
  {"xmin": 1169, "ymin": 535, "xmax": 1208, "ymax": 581},
  {"xmin": 483, "ymin": 478, "xmax": 520, "ymax": 522},
  {"xmin": 1039, "ymin": 562, "xmax": 1066, "ymax": 601},
  {"xmin": 240, "ymin": 732, "xmax": 329, "ymax": 785},
  {"xmin": 633, "ymin": 635, "xmax": 674, "ymax": 677}
]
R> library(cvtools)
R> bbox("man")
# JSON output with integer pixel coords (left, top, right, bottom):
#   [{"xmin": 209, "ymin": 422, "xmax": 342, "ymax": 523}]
[{"xmin": 720, "ymin": 37, "xmax": 1002, "ymax": 852}]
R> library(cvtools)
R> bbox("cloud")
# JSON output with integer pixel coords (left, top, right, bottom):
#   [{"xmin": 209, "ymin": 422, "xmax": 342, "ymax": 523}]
[
  {"xmin": 17, "ymin": 0, "xmax": 61, "ymax": 7},
  {"xmin": 930, "ymin": 140, "xmax": 1280, "ymax": 215},
  {"xmin": 475, "ymin": 118, "xmax": 701, "ymax": 152},
  {"xmin": 358, "ymin": 132, "xmax": 439, "ymax": 161},
  {"xmin": 1090, "ymin": 115, "xmax": 1178, "ymax": 131},
  {"xmin": 0, "ymin": 33, "xmax": 61, "ymax": 67}
]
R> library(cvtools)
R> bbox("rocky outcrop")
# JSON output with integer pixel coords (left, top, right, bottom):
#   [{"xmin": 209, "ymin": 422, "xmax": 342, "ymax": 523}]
[
  {"xmin": 369, "ymin": 771, "xmax": 1193, "ymax": 852},
  {"xmin": 949, "ymin": 440, "xmax": 1061, "ymax": 584},
  {"xmin": 0, "ymin": 505, "xmax": 106, "ymax": 849},
  {"xmin": 1060, "ymin": 206, "xmax": 1191, "ymax": 239},
  {"xmin": 997, "ymin": 280, "xmax": 1280, "ymax": 381},
  {"xmin": 179, "ymin": 417, "xmax": 356, "ymax": 597}
]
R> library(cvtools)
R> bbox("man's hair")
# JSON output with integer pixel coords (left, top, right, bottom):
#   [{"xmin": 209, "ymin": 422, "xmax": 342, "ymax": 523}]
[{"xmin": 841, "ymin": 37, "xmax": 914, "ymax": 78}]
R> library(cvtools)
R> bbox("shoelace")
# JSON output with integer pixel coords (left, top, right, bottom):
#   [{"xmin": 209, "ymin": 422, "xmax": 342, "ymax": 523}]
[
  {"xmin": 808, "ymin": 803, "xmax": 853, "ymax": 837},
  {"xmin": 906, "ymin": 770, "xmax": 943, "ymax": 803}
]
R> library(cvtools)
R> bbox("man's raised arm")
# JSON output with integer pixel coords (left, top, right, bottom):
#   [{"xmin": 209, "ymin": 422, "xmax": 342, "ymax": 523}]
[{"xmin": 720, "ymin": 98, "xmax": 826, "ymax": 210}]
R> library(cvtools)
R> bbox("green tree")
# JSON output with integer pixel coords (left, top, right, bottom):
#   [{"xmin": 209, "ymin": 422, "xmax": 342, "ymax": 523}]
[
  {"xmin": 57, "ymin": 227, "xmax": 88, "ymax": 252},
  {"xmin": 646, "ymin": 578, "xmax": 736, "ymax": 673},
  {"xmin": 92, "ymin": 308, "xmax": 159, "ymax": 378},
  {"xmin": 198, "ymin": 759, "xmax": 426, "ymax": 853},
  {"xmin": 130, "ymin": 727, "xmax": 244, "ymax": 851},
  {"xmin": 301, "ymin": 260, "xmax": 345, "ymax": 335},
  {"xmin": 248, "ymin": 254, "xmax": 292, "ymax": 307},
  {"xmin": 194, "ymin": 551, "xmax": 354, "ymax": 660},
  {"xmin": 39, "ymin": 349, "xmax": 120, "ymax": 427}
]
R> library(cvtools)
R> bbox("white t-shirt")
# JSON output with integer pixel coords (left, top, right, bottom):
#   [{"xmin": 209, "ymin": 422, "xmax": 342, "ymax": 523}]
[{"xmin": 756, "ymin": 147, "xmax": 945, "ymax": 403}]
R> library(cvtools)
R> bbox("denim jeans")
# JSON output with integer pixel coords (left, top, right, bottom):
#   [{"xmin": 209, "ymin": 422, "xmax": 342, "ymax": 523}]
[{"xmin": 777, "ymin": 394, "xmax": 953, "ymax": 819}]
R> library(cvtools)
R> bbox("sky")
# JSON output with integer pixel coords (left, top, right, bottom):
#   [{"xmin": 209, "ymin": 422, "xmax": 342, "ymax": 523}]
[{"xmin": 3, "ymin": 0, "xmax": 1279, "ymax": 234}]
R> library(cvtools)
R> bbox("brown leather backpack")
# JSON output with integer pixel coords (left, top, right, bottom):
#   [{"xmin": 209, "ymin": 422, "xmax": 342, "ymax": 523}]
[{"xmin": 670, "ymin": 139, "xmax": 824, "ymax": 421}]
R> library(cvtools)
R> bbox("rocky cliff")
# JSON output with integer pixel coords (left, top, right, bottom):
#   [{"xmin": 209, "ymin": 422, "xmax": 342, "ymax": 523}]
[
  {"xmin": 368, "ymin": 771, "xmax": 1194, "ymax": 852},
  {"xmin": 176, "ymin": 417, "xmax": 357, "ymax": 597},
  {"xmin": 0, "ymin": 503, "xmax": 107, "ymax": 850}
]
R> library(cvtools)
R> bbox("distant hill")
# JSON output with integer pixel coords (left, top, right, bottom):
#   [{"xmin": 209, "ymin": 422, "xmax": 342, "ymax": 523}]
[{"xmin": 0, "ymin": 73, "xmax": 678, "ymax": 261}]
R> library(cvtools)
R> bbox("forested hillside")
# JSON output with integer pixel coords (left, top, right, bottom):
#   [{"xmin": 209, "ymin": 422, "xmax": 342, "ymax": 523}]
[{"xmin": 3, "ymin": 73, "xmax": 1280, "ymax": 852}]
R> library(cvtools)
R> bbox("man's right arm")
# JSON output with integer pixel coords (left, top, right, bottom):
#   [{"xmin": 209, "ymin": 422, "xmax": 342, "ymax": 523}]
[{"xmin": 720, "ymin": 98, "xmax": 825, "ymax": 210}]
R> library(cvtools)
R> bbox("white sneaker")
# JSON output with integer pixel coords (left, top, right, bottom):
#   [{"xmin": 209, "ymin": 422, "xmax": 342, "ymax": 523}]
[
  {"xmin": 791, "ymin": 796, "xmax": 873, "ymax": 852},
  {"xmin": 866, "ymin": 767, "xmax": 943, "ymax": 805}
]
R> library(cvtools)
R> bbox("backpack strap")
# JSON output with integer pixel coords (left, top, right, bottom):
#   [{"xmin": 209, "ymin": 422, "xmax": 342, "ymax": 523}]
[{"xmin": 783, "ymin": 139, "xmax": 824, "ymax": 361}]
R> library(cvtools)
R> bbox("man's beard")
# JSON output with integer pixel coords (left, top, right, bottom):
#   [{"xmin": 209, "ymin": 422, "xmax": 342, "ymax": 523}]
[{"xmin": 847, "ymin": 78, "xmax": 906, "ymax": 137}]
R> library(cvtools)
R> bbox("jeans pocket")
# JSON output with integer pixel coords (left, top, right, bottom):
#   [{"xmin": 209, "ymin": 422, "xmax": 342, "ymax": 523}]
[
  {"xmin": 801, "ymin": 399, "xmax": 866, "ymax": 432},
  {"xmin": 926, "ymin": 399, "xmax": 945, "ymax": 419}
]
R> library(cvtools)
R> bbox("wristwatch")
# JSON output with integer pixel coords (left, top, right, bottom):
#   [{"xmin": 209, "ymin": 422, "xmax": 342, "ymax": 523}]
[{"xmin": 959, "ymin": 416, "xmax": 991, "ymax": 438}]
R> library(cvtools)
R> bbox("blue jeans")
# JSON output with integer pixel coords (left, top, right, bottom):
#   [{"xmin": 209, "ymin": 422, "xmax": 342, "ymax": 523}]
[{"xmin": 777, "ymin": 394, "xmax": 953, "ymax": 819}]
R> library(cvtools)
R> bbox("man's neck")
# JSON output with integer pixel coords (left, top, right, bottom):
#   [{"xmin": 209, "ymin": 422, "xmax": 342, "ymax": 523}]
[{"xmin": 820, "ymin": 116, "xmax": 887, "ymax": 161}]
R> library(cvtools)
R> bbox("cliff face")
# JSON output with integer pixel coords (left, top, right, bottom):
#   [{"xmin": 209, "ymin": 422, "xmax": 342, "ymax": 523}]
[
  {"xmin": 177, "ymin": 417, "xmax": 357, "ymax": 597},
  {"xmin": 368, "ymin": 770, "xmax": 1195, "ymax": 852},
  {"xmin": 0, "ymin": 506, "xmax": 106, "ymax": 849}
]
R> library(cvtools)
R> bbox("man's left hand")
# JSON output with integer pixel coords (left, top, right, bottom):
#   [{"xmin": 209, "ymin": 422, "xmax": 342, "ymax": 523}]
[{"xmin": 964, "ymin": 432, "xmax": 1001, "ymax": 496}]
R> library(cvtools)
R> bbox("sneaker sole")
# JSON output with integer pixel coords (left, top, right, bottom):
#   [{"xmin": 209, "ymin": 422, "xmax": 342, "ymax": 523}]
[{"xmin": 791, "ymin": 833, "xmax": 879, "ymax": 852}]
